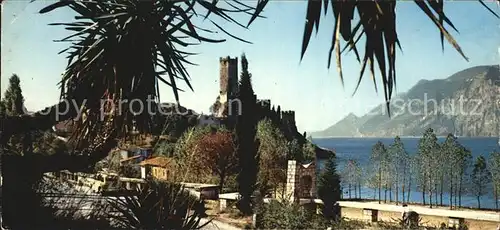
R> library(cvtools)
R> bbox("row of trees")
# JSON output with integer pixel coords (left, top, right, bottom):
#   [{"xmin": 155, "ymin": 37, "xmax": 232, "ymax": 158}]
[{"xmin": 342, "ymin": 128, "xmax": 500, "ymax": 210}]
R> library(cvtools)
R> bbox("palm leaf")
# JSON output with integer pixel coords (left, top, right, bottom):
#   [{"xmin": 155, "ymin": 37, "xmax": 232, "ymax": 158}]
[{"xmin": 300, "ymin": 0, "xmax": 500, "ymax": 116}]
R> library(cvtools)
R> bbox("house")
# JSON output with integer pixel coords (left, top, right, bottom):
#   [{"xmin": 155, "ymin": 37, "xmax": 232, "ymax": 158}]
[{"xmin": 139, "ymin": 156, "xmax": 176, "ymax": 181}]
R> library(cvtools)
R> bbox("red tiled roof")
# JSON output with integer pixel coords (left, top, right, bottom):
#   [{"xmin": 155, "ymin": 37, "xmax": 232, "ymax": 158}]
[{"xmin": 139, "ymin": 157, "xmax": 174, "ymax": 168}]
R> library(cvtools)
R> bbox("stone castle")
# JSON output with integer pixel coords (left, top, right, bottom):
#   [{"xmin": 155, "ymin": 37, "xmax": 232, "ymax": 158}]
[{"xmin": 213, "ymin": 56, "xmax": 298, "ymax": 133}]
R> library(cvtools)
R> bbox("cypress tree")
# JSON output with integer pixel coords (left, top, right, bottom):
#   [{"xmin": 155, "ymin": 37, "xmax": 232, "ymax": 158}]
[{"xmin": 235, "ymin": 53, "xmax": 260, "ymax": 215}]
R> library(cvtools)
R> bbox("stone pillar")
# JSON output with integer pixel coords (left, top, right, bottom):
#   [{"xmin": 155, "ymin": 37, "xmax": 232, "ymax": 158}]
[{"xmin": 285, "ymin": 160, "xmax": 297, "ymax": 203}]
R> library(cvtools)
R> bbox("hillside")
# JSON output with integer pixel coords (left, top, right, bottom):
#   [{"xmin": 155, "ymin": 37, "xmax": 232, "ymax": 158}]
[{"xmin": 312, "ymin": 65, "xmax": 500, "ymax": 137}]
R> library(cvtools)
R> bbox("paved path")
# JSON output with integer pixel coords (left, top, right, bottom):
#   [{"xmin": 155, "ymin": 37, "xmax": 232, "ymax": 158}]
[{"xmin": 200, "ymin": 218, "xmax": 241, "ymax": 230}]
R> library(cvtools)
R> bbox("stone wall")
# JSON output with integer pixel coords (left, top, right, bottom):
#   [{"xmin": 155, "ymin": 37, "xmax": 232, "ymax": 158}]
[{"xmin": 285, "ymin": 160, "xmax": 317, "ymax": 203}]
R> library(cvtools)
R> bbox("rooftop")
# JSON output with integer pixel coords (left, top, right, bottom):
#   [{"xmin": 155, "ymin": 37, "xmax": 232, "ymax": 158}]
[{"xmin": 139, "ymin": 157, "xmax": 174, "ymax": 168}]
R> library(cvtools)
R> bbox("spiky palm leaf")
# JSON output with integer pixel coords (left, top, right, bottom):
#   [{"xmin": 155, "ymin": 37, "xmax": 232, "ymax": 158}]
[
  {"xmin": 106, "ymin": 180, "xmax": 209, "ymax": 229},
  {"xmin": 37, "ymin": 0, "xmax": 268, "ymax": 151},
  {"xmin": 300, "ymin": 0, "xmax": 499, "ymax": 115}
]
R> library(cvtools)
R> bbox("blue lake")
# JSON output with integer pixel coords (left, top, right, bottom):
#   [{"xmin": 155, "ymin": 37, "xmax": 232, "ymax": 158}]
[{"xmin": 313, "ymin": 137, "xmax": 500, "ymax": 209}]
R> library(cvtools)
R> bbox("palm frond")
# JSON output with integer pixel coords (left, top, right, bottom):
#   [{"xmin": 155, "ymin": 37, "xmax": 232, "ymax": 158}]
[
  {"xmin": 38, "ymin": 0, "xmax": 266, "ymax": 152},
  {"xmin": 300, "ymin": 0, "xmax": 500, "ymax": 116}
]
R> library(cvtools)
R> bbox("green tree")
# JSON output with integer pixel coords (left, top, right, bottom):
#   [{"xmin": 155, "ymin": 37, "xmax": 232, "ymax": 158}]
[
  {"xmin": 489, "ymin": 151, "xmax": 500, "ymax": 210},
  {"xmin": 235, "ymin": 53, "xmax": 260, "ymax": 215},
  {"xmin": 371, "ymin": 141, "xmax": 387, "ymax": 204},
  {"xmin": 256, "ymin": 119, "xmax": 287, "ymax": 197},
  {"xmin": 417, "ymin": 128, "xmax": 439, "ymax": 207},
  {"xmin": 1, "ymin": 74, "xmax": 29, "ymax": 155},
  {"xmin": 302, "ymin": 141, "xmax": 316, "ymax": 163},
  {"xmin": 2, "ymin": 74, "xmax": 25, "ymax": 116},
  {"xmin": 455, "ymin": 145, "xmax": 472, "ymax": 207},
  {"xmin": 388, "ymin": 136, "xmax": 409, "ymax": 205},
  {"xmin": 317, "ymin": 155, "xmax": 341, "ymax": 219},
  {"xmin": 287, "ymin": 138, "xmax": 303, "ymax": 161},
  {"xmin": 2, "ymin": 0, "xmax": 496, "ymax": 173},
  {"xmin": 471, "ymin": 156, "xmax": 491, "ymax": 209},
  {"xmin": 342, "ymin": 159, "xmax": 362, "ymax": 199},
  {"xmin": 441, "ymin": 133, "xmax": 463, "ymax": 208}
]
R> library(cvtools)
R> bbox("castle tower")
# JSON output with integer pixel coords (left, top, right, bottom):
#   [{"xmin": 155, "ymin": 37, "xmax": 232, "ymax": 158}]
[
  {"xmin": 215, "ymin": 56, "xmax": 239, "ymax": 119},
  {"xmin": 219, "ymin": 56, "xmax": 239, "ymax": 97}
]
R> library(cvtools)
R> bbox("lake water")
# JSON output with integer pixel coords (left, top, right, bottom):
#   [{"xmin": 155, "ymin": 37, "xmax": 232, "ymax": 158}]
[{"xmin": 313, "ymin": 137, "xmax": 500, "ymax": 209}]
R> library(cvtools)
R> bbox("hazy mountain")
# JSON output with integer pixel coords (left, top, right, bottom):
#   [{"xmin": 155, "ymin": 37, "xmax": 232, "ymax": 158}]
[{"xmin": 312, "ymin": 65, "xmax": 500, "ymax": 137}]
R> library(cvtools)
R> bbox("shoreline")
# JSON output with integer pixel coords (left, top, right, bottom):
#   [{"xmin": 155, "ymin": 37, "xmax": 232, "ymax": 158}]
[{"xmin": 311, "ymin": 136, "xmax": 498, "ymax": 139}]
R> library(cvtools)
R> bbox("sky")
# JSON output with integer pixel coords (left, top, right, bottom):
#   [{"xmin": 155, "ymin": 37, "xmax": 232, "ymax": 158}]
[{"xmin": 2, "ymin": 1, "xmax": 500, "ymax": 133}]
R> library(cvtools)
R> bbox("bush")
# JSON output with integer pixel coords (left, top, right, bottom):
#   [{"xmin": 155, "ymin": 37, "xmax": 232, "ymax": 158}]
[{"xmin": 255, "ymin": 200, "xmax": 315, "ymax": 229}]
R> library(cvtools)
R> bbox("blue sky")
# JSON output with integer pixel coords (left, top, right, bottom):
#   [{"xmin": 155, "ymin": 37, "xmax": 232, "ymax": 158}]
[{"xmin": 2, "ymin": 1, "xmax": 500, "ymax": 132}]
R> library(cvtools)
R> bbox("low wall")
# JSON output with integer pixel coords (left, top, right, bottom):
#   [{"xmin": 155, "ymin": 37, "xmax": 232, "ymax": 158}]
[{"xmin": 338, "ymin": 201, "xmax": 500, "ymax": 230}]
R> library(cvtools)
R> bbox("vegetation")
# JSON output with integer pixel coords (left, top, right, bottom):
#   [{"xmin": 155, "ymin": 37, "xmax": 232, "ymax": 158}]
[
  {"xmin": 3, "ymin": 0, "xmax": 500, "ymax": 228},
  {"xmin": 362, "ymin": 129, "xmax": 498, "ymax": 210},
  {"xmin": 107, "ymin": 180, "xmax": 208, "ymax": 229},
  {"xmin": 256, "ymin": 119, "xmax": 287, "ymax": 197},
  {"xmin": 341, "ymin": 159, "xmax": 362, "ymax": 199},
  {"xmin": 235, "ymin": 54, "xmax": 260, "ymax": 215},
  {"xmin": 317, "ymin": 155, "xmax": 341, "ymax": 219},
  {"xmin": 471, "ymin": 156, "xmax": 491, "ymax": 209},
  {"xmin": 192, "ymin": 130, "xmax": 238, "ymax": 190},
  {"xmin": 489, "ymin": 152, "xmax": 500, "ymax": 210}
]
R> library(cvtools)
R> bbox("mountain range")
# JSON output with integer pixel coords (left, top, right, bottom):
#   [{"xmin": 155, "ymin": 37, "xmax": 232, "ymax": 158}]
[{"xmin": 311, "ymin": 65, "xmax": 500, "ymax": 137}]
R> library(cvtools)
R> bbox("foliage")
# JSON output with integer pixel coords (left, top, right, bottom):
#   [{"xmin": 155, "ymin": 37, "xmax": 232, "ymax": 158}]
[
  {"xmin": 1, "ymin": 74, "xmax": 27, "ymax": 154},
  {"xmin": 255, "ymin": 200, "xmax": 314, "ymax": 229},
  {"xmin": 2, "ymin": 74, "xmax": 25, "ymax": 116},
  {"xmin": 489, "ymin": 151, "xmax": 500, "ymax": 210},
  {"xmin": 471, "ymin": 155, "xmax": 491, "ymax": 208},
  {"xmin": 192, "ymin": 130, "xmax": 238, "ymax": 190},
  {"xmin": 36, "ymin": 0, "xmax": 267, "ymax": 149},
  {"xmin": 417, "ymin": 128, "xmax": 440, "ymax": 207},
  {"xmin": 317, "ymin": 154, "xmax": 341, "ymax": 219},
  {"xmin": 174, "ymin": 126, "xmax": 217, "ymax": 182},
  {"xmin": 302, "ymin": 141, "xmax": 316, "ymax": 162},
  {"xmin": 300, "ymin": 0, "xmax": 499, "ymax": 113},
  {"xmin": 119, "ymin": 163, "xmax": 141, "ymax": 178},
  {"xmin": 388, "ymin": 136, "xmax": 410, "ymax": 204},
  {"xmin": 341, "ymin": 159, "xmax": 362, "ymax": 199},
  {"xmin": 287, "ymin": 138, "xmax": 303, "ymax": 161},
  {"xmin": 106, "ymin": 180, "xmax": 208, "ymax": 229},
  {"xmin": 236, "ymin": 53, "xmax": 260, "ymax": 215},
  {"xmin": 370, "ymin": 141, "xmax": 388, "ymax": 203},
  {"xmin": 256, "ymin": 119, "xmax": 287, "ymax": 196}
]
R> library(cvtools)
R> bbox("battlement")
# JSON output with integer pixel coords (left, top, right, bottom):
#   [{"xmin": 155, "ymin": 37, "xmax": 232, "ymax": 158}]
[
  {"xmin": 257, "ymin": 99, "xmax": 271, "ymax": 111},
  {"xmin": 281, "ymin": 110, "xmax": 295, "ymax": 124}
]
